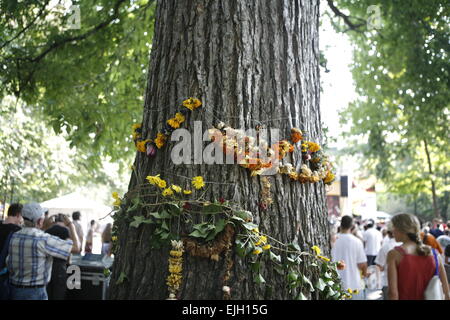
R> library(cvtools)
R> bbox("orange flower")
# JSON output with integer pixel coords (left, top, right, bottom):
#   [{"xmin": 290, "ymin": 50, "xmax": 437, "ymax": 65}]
[
  {"xmin": 291, "ymin": 128, "xmax": 303, "ymax": 143},
  {"xmin": 307, "ymin": 141, "xmax": 321, "ymax": 153},
  {"xmin": 154, "ymin": 133, "xmax": 166, "ymax": 149},
  {"xmin": 136, "ymin": 139, "xmax": 151, "ymax": 152},
  {"xmin": 337, "ymin": 260, "xmax": 346, "ymax": 270}
]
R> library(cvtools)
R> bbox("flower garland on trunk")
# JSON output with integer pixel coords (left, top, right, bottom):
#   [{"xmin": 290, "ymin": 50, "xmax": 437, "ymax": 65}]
[
  {"xmin": 166, "ymin": 240, "xmax": 184, "ymax": 299},
  {"xmin": 132, "ymin": 98, "xmax": 202, "ymax": 157}
]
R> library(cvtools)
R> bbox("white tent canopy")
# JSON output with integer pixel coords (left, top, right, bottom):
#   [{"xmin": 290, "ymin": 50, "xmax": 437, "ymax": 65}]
[
  {"xmin": 40, "ymin": 192, "xmax": 113, "ymax": 230},
  {"xmin": 360, "ymin": 210, "xmax": 392, "ymax": 221}
]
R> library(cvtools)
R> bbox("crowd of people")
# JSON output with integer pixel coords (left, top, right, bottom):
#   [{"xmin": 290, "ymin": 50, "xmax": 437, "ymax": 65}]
[
  {"xmin": 331, "ymin": 213, "xmax": 450, "ymax": 300},
  {"xmin": 0, "ymin": 202, "xmax": 113, "ymax": 300}
]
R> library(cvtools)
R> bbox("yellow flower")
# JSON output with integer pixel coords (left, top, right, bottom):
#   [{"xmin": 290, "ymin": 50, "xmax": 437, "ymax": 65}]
[
  {"xmin": 318, "ymin": 255, "xmax": 330, "ymax": 262},
  {"xmin": 347, "ymin": 288, "xmax": 353, "ymax": 294},
  {"xmin": 170, "ymin": 250, "xmax": 183, "ymax": 257},
  {"xmin": 183, "ymin": 190, "xmax": 192, "ymax": 195},
  {"xmin": 112, "ymin": 192, "xmax": 119, "ymax": 199},
  {"xmin": 254, "ymin": 239, "xmax": 263, "ymax": 246},
  {"xmin": 112, "ymin": 236, "xmax": 118, "ymax": 242},
  {"xmin": 146, "ymin": 174, "xmax": 167, "ymax": 189},
  {"xmin": 154, "ymin": 132, "xmax": 166, "ymax": 149},
  {"xmin": 262, "ymin": 244, "xmax": 271, "ymax": 250},
  {"xmin": 252, "ymin": 228, "xmax": 259, "ymax": 233},
  {"xmin": 136, "ymin": 139, "xmax": 151, "ymax": 152},
  {"xmin": 307, "ymin": 141, "xmax": 321, "ymax": 153},
  {"xmin": 171, "ymin": 185, "xmax": 182, "ymax": 193},
  {"xmin": 162, "ymin": 188, "xmax": 174, "ymax": 197},
  {"xmin": 174, "ymin": 112, "xmax": 185, "ymax": 123},
  {"xmin": 192, "ymin": 176, "xmax": 205, "ymax": 189},
  {"xmin": 259, "ymin": 236, "xmax": 267, "ymax": 244},
  {"xmin": 311, "ymin": 245, "xmax": 321, "ymax": 255},
  {"xmin": 113, "ymin": 199, "xmax": 121, "ymax": 206},
  {"xmin": 169, "ymin": 265, "xmax": 182, "ymax": 273},
  {"xmin": 132, "ymin": 131, "xmax": 141, "ymax": 140},
  {"xmin": 323, "ymin": 171, "xmax": 335, "ymax": 184},
  {"xmin": 157, "ymin": 179, "xmax": 167, "ymax": 189},
  {"xmin": 167, "ymin": 118, "xmax": 181, "ymax": 129},
  {"xmin": 253, "ymin": 248, "xmax": 262, "ymax": 255},
  {"xmin": 182, "ymin": 97, "xmax": 202, "ymax": 111},
  {"xmin": 132, "ymin": 123, "xmax": 142, "ymax": 131}
]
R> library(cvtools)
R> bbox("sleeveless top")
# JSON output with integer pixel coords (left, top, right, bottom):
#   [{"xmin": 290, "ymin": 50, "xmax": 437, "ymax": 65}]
[{"xmin": 395, "ymin": 246, "xmax": 435, "ymax": 300}]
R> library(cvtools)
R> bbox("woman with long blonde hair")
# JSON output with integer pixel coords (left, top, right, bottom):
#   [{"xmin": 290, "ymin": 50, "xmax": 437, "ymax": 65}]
[{"xmin": 387, "ymin": 213, "xmax": 449, "ymax": 300}]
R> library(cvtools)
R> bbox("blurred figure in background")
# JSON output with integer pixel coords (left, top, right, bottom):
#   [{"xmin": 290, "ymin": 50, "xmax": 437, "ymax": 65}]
[
  {"xmin": 7, "ymin": 203, "xmax": 77, "ymax": 300},
  {"xmin": 71, "ymin": 211, "xmax": 83, "ymax": 254},
  {"xmin": 445, "ymin": 245, "xmax": 450, "ymax": 286},
  {"xmin": 387, "ymin": 213, "xmax": 449, "ymax": 300},
  {"xmin": 375, "ymin": 221, "xmax": 402, "ymax": 300},
  {"xmin": 430, "ymin": 218, "xmax": 444, "ymax": 239},
  {"xmin": 42, "ymin": 210, "xmax": 53, "ymax": 231},
  {"xmin": 85, "ymin": 220, "xmax": 96, "ymax": 254},
  {"xmin": 332, "ymin": 215, "xmax": 368, "ymax": 300},
  {"xmin": 363, "ymin": 219, "xmax": 383, "ymax": 266},
  {"xmin": 45, "ymin": 213, "xmax": 80, "ymax": 300},
  {"xmin": 0, "ymin": 203, "xmax": 23, "ymax": 300},
  {"xmin": 101, "ymin": 223, "xmax": 112, "ymax": 256}
]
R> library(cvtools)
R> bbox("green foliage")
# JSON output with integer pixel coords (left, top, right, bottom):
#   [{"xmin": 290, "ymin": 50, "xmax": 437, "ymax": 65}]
[
  {"xmin": 1, "ymin": 0, "xmax": 156, "ymax": 165},
  {"xmin": 329, "ymin": 0, "xmax": 449, "ymax": 217}
]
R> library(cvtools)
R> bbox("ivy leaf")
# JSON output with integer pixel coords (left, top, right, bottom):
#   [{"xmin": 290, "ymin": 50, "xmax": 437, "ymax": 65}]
[
  {"xmin": 269, "ymin": 251, "xmax": 281, "ymax": 263},
  {"xmin": 254, "ymin": 273, "xmax": 266, "ymax": 284},
  {"xmin": 288, "ymin": 242, "xmax": 301, "ymax": 251},
  {"xmin": 166, "ymin": 203, "xmax": 181, "ymax": 216},
  {"xmin": 242, "ymin": 222, "xmax": 259, "ymax": 231},
  {"xmin": 129, "ymin": 216, "xmax": 153, "ymax": 228},
  {"xmin": 296, "ymin": 292, "xmax": 308, "ymax": 300},
  {"xmin": 233, "ymin": 210, "xmax": 253, "ymax": 221},
  {"xmin": 116, "ymin": 272, "xmax": 127, "ymax": 284},
  {"xmin": 302, "ymin": 275, "xmax": 314, "ymax": 292},
  {"xmin": 316, "ymin": 278, "xmax": 327, "ymax": 292},
  {"xmin": 127, "ymin": 197, "xmax": 142, "ymax": 212},
  {"xmin": 273, "ymin": 265, "xmax": 284, "ymax": 275},
  {"xmin": 188, "ymin": 230, "xmax": 208, "ymax": 238},
  {"xmin": 250, "ymin": 262, "xmax": 261, "ymax": 273},
  {"xmin": 235, "ymin": 240, "xmax": 246, "ymax": 257},
  {"xmin": 288, "ymin": 271, "xmax": 298, "ymax": 282},
  {"xmin": 202, "ymin": 203, "xmax": 223, "ymax": 214},
  {"xmin": 161, "ymin": 220, "xmax": 170, "ymax": 231}
]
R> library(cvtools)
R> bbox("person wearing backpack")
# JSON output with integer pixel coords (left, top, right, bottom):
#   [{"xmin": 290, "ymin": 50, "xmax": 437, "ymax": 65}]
[
  {"xmin": 0, "ymin": 203, "xmax": 23, "ymax": 300},
  {"xmin": 387, "ymin": 213, "xmax": 450, "ymax": 300}
]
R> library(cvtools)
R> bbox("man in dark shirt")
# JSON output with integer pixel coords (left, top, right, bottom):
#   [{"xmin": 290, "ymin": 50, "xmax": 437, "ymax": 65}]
[
  {"xmin": 45, "ymin": 213, "xmax": 74, "ymax": 300},
  {"xmin": 0, "ymin": 204, "xmax": 23, "ymax": 251},
  {"xmin": 0, "ymin": 203, "xmax": 23, "ymax": 300}
]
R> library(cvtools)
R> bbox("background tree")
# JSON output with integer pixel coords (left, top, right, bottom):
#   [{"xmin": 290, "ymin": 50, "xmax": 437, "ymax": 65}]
[
  {"xmin": 109, "ymin": 0, "xmax": 333, "ymax": 300},
  {"xmin": 328, "ymin": 0, "xmax": 449, "ymax": 219},
  {"xmin": 1, "ymin": 0, "xmax": 155, "ymax": 169},
  {"xmin": 0, "ymin": 0, "xmax": 156, "ymax": 201}
]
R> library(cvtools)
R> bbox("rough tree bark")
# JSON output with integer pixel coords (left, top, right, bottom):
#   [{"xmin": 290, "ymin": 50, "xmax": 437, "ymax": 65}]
[{"xmin": 110, "ymin": 0, "xmax": 329, "ymax": 299}]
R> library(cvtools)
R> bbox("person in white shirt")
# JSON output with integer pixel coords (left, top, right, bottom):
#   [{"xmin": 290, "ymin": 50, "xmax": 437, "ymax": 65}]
[
  {"xmin": 363, "ymin": 220, "xmax": 383, "ymax": 266},
  {"xmin": 375, "ymin": 221, "xmax": 402, "ymax": 300},
  {"xmin": 71, "ymin": 211, "xmax": 84, "ymax": 254},
  {"xmin": 332, "ymin": 215, "xmax": 368, "ymax": 299}
]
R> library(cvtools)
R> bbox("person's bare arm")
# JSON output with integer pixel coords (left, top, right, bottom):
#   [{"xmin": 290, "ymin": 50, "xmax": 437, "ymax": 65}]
[
  {"xmin": 387, "ymin": 250, "xmax": 399, "ymax": 300},
  {"xmin": 357, "ymin": 262, "xmax": 368, "ymax": 277},
  {"xmin": 62, "ymin": 215, "xmax": 80, "ymax": 254},
  {"xmin": 376, "ymin": 264, "xmax": 384, "ymax": 272},
  {"xmin": 437, "ymin": 255, "xmax": 450, "ymax": 300}
]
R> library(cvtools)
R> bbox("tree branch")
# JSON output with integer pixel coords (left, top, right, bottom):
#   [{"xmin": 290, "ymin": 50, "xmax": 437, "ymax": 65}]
[
  {"xmin": 0, "ymin": 0, "xmax": 51, "ymax": 50},
  {"xmin": 326, "ymin": 0, "xmax": 366, "ymax": 31},
  {"xmin": 29, "ymin": 0, "xmax": 126, "ymax": 64}
]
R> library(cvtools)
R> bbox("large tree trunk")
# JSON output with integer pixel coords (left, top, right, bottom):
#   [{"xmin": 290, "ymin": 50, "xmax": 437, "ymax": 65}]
[{"xmin": 110, "ymin": 0, "xmax": 328, "ymax": 300}]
